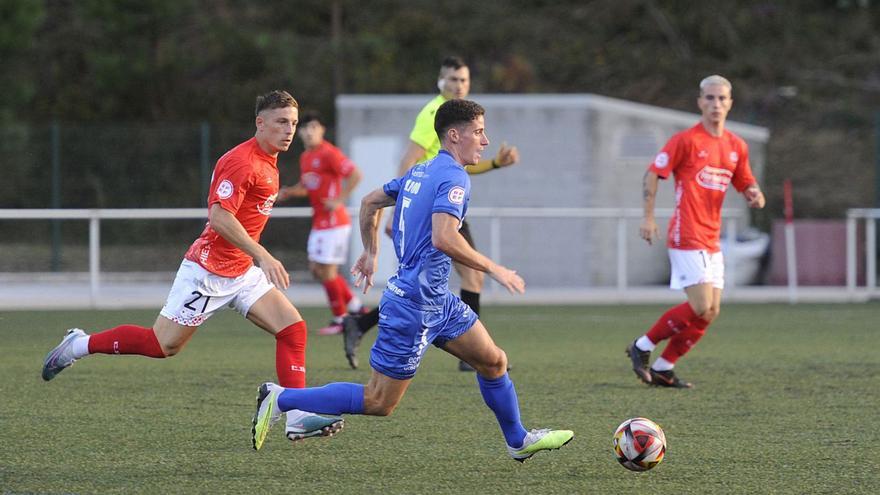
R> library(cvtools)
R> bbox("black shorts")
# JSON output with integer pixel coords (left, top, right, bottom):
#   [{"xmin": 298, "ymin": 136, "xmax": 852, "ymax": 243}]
[{"xmin": 459, "ymin": 220, "xmax": 476, "ymax": 248}]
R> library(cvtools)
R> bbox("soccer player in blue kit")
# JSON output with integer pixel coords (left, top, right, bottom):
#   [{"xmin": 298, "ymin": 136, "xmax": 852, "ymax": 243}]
[{"xmin": 252, "ymin": 99, "xmax": 573, "ymax": 461}]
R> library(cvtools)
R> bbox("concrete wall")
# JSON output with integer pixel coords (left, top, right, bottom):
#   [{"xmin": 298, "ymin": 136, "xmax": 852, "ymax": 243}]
[{"xmin": 337, "ymin": 94, "xmax": 768, "ymax": 287}]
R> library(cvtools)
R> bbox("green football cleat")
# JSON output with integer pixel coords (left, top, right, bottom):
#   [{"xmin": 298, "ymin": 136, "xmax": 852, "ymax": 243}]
[
  {"xmin": 507, "ymin": 428, "xmax": 574, "ymax": 462},
  {"xmin": 252, "ymin": 382, "xmax": 282, "ymax": 451}
]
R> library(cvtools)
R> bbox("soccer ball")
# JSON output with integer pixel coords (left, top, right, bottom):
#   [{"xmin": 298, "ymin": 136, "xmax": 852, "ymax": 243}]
[{"xmin": 612, "ymin": 417, "xmax": 667, "ymax": 471}]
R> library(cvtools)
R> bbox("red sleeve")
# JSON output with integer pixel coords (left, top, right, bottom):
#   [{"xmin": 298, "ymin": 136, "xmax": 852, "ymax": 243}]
[
  {"xmin": 648, "ymin": 133, "xmax": 682, "ymax": 179},
  {"xmin": 731, "ymin": 139, "xmax": 756, "ymax": 192},
  {"xmin": 207, "ymin": 158, "xmax": 254, "ymax": 214},
  {"xmin": 328, "ymin": 146, "xmax": 356, "ymax": 178}
]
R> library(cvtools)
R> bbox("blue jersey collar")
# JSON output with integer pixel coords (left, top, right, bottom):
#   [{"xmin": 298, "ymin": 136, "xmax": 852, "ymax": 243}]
[{"xmin": 436, "ymin": 149, "xmax": 464, "ymax": 168}]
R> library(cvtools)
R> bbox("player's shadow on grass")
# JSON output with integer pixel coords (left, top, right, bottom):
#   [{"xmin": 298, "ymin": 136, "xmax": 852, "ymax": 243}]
[{"xmin": 586, "ymin": 381, "xmax": 645, "ymax": 390}]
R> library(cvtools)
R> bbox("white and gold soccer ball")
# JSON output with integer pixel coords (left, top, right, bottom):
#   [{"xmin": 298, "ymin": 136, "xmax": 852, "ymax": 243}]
[{"xmin": 612, "ymin": 417, "xmax": 667, "ymax": 471}]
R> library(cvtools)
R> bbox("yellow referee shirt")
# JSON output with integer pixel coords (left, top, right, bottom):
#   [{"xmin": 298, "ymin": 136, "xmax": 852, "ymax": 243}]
[{"xmin": 408, "ymin": 95, "xmax": 494, "ymax": 174}]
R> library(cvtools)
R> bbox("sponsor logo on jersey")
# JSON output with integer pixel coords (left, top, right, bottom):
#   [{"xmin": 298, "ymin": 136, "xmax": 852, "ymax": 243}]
[
  {"xmin": 302, "ymin": 172, "xmax": 321, "ymax": 190},
  {"xmin": 257, "ymin": 193, "xmax": 277, "ymax": 216},
  {"xmin": 199, "ymin": 246, "xmax": 210, "ymax": 264},
  {"xmin": 729, "ymin": 151, "xmax": 738, "ymax": 163},
  {"xmin": 448, "ymin": 186, "xmax": 465, "ymax": 205},
  {"xmin": 216, "ymin": 179, "xmax": 234, "ymax": 199},
  {"xmin": 386, "ymin": 281, "xmax": 406, "ymax": 298},
  {"xmin": 696, "ymin": 166, "xmax": 733, "ymax": 192},
  {"xmin": 697, "ymin": 150, "xmax": 709, "ymax": 159},
  {"xmin": 653, "ymin": 152, "xmax": 669, "ymax": 169},
  {"xmin": 404, "ymin": 179, "xmax": 422, "ymax": 194},
  {"xmin": 404, "ymin": 358, "xmax": 419, "ymax": 372}
]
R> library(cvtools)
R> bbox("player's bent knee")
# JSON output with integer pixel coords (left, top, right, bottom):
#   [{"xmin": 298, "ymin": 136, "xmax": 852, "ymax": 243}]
[
  {"xmin": 701, "ymin": 307, "xmax": 719, "ymax": 323},
  {"xmin": 689, "ymin": 301, "xmax": 712, "ymax": 319},
  {"xmin": 477, "ymin": 348, "xmax": 508, "ymax": 378}
]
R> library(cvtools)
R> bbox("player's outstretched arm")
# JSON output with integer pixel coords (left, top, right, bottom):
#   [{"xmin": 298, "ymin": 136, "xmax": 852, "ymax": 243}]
[
  {"xmin": 278, "ymin": 183, "xmax": 307, "ymax": 202},
  {"xmin": 431, "ymin": 212, "xmax": 525, "ymax": 294},
  {"xmin": 208, "ymin": 204, "xmax": 290, "ymax": 289},
  {"xmin": 467, "ymin": 142, "xmax": 520, "ymax": 175},
  {"xmin": 352, "ymin": 188, "xmax": 396, "ymax": 293},
  {"xmin": 640, "ymin": 171, "xmax": 660, "ymax": 245}
]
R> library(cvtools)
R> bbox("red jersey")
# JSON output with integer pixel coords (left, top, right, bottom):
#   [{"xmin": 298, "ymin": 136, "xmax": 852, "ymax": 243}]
[
  {"xmin": 185, "ymin": 137, "xmax": 279, "ymax": 277},
  {"xmin": 299, "ymin": 140, "xmax": 357, "ymax": 230},
  {"xmin": 649, "ymin": 123, "xmax": 756, "ymax": 252}
]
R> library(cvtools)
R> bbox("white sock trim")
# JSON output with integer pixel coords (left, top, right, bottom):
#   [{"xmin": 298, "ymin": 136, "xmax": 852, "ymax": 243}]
[
  {"xmin": 72, "ymin": 335, "xmax": 91, "ymax": 359},
  {"xmin": 651, "ymin": 357, "xmax": 674, "ymax": 371},
  {"xmin": 635, "ymin": 335, "xmax": 656, "ymax": 352}
]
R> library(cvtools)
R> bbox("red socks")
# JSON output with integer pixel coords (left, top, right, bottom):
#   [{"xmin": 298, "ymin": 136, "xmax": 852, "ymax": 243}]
[
  {"xmin": 322, "ymin": 275, "xmax": 355, "ymax": 318},
  {"xmin": 275, "ymin": 321, "xmax": 307, "ymax": 388},
  {"xmin": 322, "ymin": 278, "xmax": 347, "ymax": 318},
  {"xmin": 336, "ymin": 275, "xmax": 354, "ymax": 307},
  {"xmin": 86, "ymin": 321, "xmax": 308, "ymax": 388},
  {"xmin": 645, "ymin": 302, "xmax": 708, "ymax": 344},
  {"xmin": 645, "ymin": 303, "xmax": 711, "ymax": 364},
  {"xmin": 660, "ymin": 322, "xmax": 708, "ymax": 364},
  {"xmin": 87, "ymin": 324, "xmax": 166, "ymax": 358}
]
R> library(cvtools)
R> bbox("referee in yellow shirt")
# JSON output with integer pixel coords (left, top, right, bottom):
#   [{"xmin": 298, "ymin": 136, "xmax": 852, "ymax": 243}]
[{"xmin": 342, "ymin": 56, "xmax": 519, "ymax": 371}]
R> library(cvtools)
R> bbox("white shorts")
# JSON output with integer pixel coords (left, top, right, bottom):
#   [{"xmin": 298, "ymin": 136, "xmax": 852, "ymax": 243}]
[
  {"xmin": 160, "ymin": 259, "xmax": 275, "ymax": 326},
  {"xmin": 307, "ymin": 225, "xmax": 352, "ymax": 265},
  {"xmin": 668, "ymin": 249, "xmax": 725, "ymax": 290}
]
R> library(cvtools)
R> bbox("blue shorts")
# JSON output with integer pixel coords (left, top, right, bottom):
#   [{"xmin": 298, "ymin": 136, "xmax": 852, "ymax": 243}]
[{"xmin": 369, "ymin": 291, "xmax": 478, "ymax": 380}]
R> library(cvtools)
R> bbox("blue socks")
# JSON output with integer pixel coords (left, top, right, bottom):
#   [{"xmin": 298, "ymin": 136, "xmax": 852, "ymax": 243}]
[
  {"xmin": 277, "ymin": 382, "xmax": 365, "ymax": 416},
  {"xmin": 477, "ymin": 373, "xmax": 528, "ymax": 448},
  {"xmin": 275, "ymin": 374, "xmax": 527, "ymax": 448}
]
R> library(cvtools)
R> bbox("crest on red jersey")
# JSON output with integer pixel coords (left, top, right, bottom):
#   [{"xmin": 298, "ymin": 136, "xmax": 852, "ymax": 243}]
[{"xmin": 216, "ymin": 180, "xmax": 234, "ymax": 199}]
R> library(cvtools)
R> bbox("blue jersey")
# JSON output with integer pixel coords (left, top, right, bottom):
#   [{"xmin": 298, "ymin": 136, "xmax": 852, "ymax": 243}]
[{"xmin": 382, "ymin": 150, "xmax": 470, "ymax": 307}]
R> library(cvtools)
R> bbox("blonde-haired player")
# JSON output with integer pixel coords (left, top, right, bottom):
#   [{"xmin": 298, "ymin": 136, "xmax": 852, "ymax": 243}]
[{"xmin": 626, "ymin": 75, "xmax": 766, "ymax": 388}]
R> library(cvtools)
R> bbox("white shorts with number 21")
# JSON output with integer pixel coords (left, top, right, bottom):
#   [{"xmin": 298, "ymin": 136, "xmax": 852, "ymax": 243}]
[{"xmin": 160, "ymin": 259, "xmax": 274, "ymax": 327}]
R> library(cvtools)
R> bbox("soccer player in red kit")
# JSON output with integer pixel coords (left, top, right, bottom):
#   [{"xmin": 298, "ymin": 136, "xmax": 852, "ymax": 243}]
[
  {"xmin": 41, "ymin": 90, "xmax": 343, "ymax": 441},
  {"xmin": 278, "ymin": 111, "xmax": 364, "ymax": 336},
  {"xmin": 626, "ymin": 75, "xmax": 766, "ymax": 388}
]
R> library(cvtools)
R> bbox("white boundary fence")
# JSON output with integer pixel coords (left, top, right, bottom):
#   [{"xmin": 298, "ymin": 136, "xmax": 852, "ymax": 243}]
[
  {"xmin": 846, "ymin": 208, "xmax": 880, "ymax": 295},
  {"xmin": 1, "ymin": 207, "xmax": 877, "ymax": 306}
]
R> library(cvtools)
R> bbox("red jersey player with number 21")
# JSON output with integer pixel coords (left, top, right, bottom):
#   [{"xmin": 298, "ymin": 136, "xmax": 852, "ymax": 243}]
[{"xmin": 42, "ymin": 90, "xmax": 343, "ymax": 443}]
